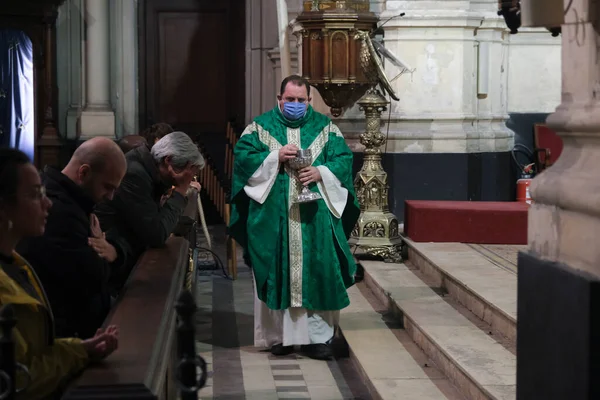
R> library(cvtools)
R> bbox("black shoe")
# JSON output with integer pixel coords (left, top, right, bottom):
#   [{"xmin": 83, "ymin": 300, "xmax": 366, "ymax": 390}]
[
  {"xmin": 270, "ymin": 343, "xmax": 294, "ymax": 356},
  {"xmin": 300, "ymin": 343, "xmax": 333, "ymax": 360}
]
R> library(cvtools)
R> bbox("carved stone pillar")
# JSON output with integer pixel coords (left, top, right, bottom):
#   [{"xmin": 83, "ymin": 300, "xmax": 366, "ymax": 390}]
[
  {"xmin": 78, "ymin": 0, "xmax": 115, "ymax": 139},
  {"xmin": 517, "ymin": 1, "xmax": 600, "ymax": 398},
  {"xmin": 56, "ymin": 0, "xmax": 84, "ymax": 140},
  {"xmin": 110, "ymin": 0, "xmax": 137, "ymax": 137}
]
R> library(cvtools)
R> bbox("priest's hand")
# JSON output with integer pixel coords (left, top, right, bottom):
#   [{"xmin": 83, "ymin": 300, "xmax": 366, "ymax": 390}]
[
  {"xmin": 279, "ymin": 144, "xmax": 299, "ymax": 162},
  {"xmin": 298, "ymin": 167, "xmax": 321, "ymax": 186}
]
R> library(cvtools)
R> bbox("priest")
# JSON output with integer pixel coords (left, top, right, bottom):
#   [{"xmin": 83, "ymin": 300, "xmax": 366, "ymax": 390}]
[{"xmin": 229, "ymin": 75, "xmax": 360, "ymax": 360}]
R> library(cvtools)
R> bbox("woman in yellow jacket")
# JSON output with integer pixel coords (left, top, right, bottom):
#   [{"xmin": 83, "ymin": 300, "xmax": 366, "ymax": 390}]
[{"xmin": 0, "ymin": 148, "xmax": 119, "ymax": 399}]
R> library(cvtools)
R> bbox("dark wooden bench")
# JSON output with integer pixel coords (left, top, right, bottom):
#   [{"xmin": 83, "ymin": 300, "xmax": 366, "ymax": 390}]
[{"xmin": 61, "ymin": 193, "xmax": 201, "ymax": 400}]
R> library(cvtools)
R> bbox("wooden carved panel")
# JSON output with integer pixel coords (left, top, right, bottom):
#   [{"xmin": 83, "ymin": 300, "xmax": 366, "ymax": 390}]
[
  {"xmin": 330, "ymin": 30, "xmax": 349, "ymax": 81},
  {"xmin": 309, "ymin": 33, "xmax": 324, "ymax": 81}
]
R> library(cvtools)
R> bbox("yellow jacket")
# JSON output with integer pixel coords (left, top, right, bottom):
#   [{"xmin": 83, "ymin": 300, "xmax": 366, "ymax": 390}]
[{"xmin": 0, "ymin": 252, "xmax": 89, "ymax": 399}]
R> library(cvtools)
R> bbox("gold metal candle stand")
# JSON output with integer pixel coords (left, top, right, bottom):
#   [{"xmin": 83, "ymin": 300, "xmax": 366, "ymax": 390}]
[
  {"xmin": 298, "ymin": 0, "xmax": 404, "ymax": 262},
  {"xmin": 348, "ymin": 89, "xmax": 403, "ymax": 263}
]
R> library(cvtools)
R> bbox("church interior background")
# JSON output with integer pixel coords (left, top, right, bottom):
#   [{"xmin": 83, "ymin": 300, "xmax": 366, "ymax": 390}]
[
  {"xmin": 6, "ymin": 0, "xmax": 593, "ymax": 399},
  {"xmin": 0, "ymin": 0, "xmax": 561, "ymax": 221}
]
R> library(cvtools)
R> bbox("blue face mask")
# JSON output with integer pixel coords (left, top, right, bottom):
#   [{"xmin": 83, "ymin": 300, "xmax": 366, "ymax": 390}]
[{"xmin": 282, "ymin": 102, "xmax": 307, "ymax": 121}]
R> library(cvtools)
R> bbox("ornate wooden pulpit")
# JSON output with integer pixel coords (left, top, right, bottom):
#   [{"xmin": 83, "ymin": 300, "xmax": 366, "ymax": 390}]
[{"xmin": 296, "ymin": 0, "xmax": 377, "ymax": 117}]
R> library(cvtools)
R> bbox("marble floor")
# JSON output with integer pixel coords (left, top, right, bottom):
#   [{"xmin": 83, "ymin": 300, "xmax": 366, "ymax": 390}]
[
  {"xmin": 193, "ymin": 227, "xmax": 370, "ymax": 400},
  {"xmin": 194, "ymin": 269, "xmax": 371, "ymax": 400}
]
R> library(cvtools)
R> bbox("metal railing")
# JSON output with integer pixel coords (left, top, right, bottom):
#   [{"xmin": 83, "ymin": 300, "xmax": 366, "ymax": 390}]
[{"xmin": 175, "ymin": 290, "xmax": 207, "ymax": 399}]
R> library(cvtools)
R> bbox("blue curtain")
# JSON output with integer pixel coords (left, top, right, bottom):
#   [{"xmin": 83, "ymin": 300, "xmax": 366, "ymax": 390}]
[{"xmin": 0, "ymin": 30, "xmax": 35, "ymax": 161}]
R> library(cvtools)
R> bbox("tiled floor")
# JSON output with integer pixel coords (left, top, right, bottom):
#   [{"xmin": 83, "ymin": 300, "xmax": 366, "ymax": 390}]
[{"xmin": 194, "ymin": 226, "xmax": 369, "ymax": 400}]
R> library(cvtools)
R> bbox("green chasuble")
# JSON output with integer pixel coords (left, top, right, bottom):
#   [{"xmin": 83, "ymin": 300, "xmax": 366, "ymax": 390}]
[{"xmin": 229, "ymin": 106, "xmax": 360, "ymax": 311}]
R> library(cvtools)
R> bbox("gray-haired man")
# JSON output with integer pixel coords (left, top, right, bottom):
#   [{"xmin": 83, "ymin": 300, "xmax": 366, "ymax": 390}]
[{"xmin": 95, "ymin": 131, "xmax": 204, "ymax": 290}]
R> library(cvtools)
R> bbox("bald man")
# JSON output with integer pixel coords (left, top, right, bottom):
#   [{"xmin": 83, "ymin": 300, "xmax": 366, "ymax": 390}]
[{"xmin": 17, "ymin": 137, "xmax": 128, "ymax": 338}]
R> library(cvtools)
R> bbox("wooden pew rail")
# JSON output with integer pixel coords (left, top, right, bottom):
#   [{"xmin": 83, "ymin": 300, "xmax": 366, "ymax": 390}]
[{"xmin": 62, "ymin": 193, "xmax": 204, "ymax": 400}]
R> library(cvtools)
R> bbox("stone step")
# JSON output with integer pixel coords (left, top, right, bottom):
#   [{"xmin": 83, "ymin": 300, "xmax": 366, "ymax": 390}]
[
  {"xmin": 402, "ymin": 237, "xmax": 518, "ymax": 342},
  {"xmin": 340, "ymin": 284, "xmax": 465, "ymax": 400},
  {"xmin": 359, "ymin": 260, "xmax": 516, "ymax": 400}
]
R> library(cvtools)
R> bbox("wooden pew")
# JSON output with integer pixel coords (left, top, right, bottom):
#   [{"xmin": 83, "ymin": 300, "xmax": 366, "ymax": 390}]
[{"xmin": 62, "ymin": 193, "xmax": 200, "ymax": 400}]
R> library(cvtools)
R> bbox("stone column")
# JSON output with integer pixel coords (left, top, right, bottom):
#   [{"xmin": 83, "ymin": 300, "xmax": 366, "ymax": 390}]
[
  {"xmin": 245, "ymin": 0, "xmax": 278, "ymax": 122},
  {"xmin": 517, "ymin": 0, "xmax": 600, "ymax": 398},
  {"xmin": 110, "ymin": 0, "xmax": 138, "ymax": 138},
  {"xmin": 56, "ymin": 0, "xmax": 85, "ymax": 140},
  {"xmin": 78, "ymin": 0, "xmax": 115, "ymax": 139}
]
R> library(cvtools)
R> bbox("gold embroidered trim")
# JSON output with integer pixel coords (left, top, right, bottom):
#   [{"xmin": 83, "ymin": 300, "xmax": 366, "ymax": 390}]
[
  {"xmin": 241, "ymin": 122, "xmax": 255, "ymax": 136},
  {"xmin": 242, "ymin": 122, "xmax": 283, "ymax": 151},
  {"xmin": 307, "ymin": 125, "xmax": 330, "ymax": 162},
  {"xmin": 329, "ymin": 123, "xmax": 344, "ymax": 138},
  {"xmin": 286, "ymin": 127, "xmax": 304, "ymax": 307},
  {"xmin": 285, "ymin": 124, "xmax": 334, "ymax": 307}
]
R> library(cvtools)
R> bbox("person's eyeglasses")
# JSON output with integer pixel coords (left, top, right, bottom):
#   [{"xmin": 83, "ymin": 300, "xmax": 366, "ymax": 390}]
[
  {"xmin": 1, "ymin": 185, "xmax": 46, "ymax": 201},
  {"xmin": 24, "ymin": 185, "xmax": 47, "ymax": 201},
  {"xmin": 33, "ymin": 186, "xmax": 47, "ymax": 200}
]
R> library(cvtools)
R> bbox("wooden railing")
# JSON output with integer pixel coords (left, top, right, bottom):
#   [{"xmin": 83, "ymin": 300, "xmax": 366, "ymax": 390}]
[
  {"xmin": 224, "ymin": 121, "xmax": 238, "ymax": 183},
  {"xmin": 196, "ymin": 150, "xmax": 228, "ymax": 222},
  {"xmin": 224, "ymin": 122, "xmax": 239, "ymax": 280},
  {"xmin": 61, "ymin": 194, "xmax": 205, "ymax": 400},
  {"xmin": 196, "ymin": 121, "xmax": 240, "ymax": 279}
]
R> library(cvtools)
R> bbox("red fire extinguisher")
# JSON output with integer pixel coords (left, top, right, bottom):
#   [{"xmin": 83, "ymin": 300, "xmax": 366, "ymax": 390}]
[{"xmin": 516, "ymin": 163, "xmax": 535, "ymax": 204}]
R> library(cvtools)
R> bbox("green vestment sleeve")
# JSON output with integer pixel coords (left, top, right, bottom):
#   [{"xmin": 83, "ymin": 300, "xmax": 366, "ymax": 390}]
[{"xmin": 229, "ymin": 128, "xmax": 275, "ymax": 250}]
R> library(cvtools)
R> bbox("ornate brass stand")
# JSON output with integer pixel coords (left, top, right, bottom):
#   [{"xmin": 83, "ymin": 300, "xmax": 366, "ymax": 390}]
[
  {"xmin": 297, "ymin": 0, "xmax": 406, "ymax": 262},
  {"xmin": 349, "ymin": 89, "xmax": 403, "ymax": 262}
]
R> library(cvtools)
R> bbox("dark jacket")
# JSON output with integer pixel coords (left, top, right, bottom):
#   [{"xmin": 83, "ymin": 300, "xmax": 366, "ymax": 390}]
[
  {"xmin": 17, "ymin": 166, "xmax": 115, "ymax": 339},
  {"xmin": 95, "ymin": 145, "xmax": 187, "ymax": 289}
]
